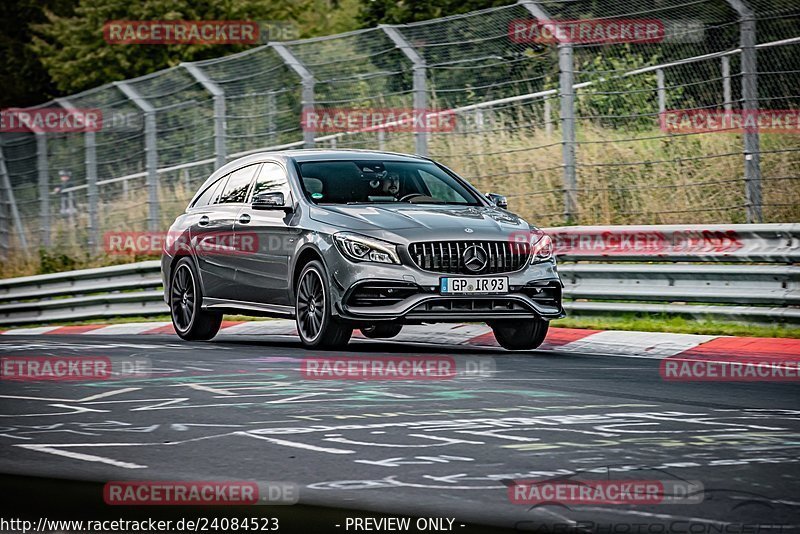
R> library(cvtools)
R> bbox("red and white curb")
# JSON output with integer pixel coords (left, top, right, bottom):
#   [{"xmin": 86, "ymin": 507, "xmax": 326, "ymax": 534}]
[{"xmin": 1, "ymin": 320, "xmax": 798, "ymax": 360}]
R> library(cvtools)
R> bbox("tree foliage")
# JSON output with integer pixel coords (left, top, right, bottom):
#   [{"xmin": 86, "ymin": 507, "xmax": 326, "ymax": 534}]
[
  {"xmin": 27, "ymin": 0, "xmax": 360, "ymax": 96},
  {"xmin": 0, "ymin": 0, "xmax": 77, "ymax": 108},
  {"xmin": 358, "ymin": 0, "xmax": 508, "ymax": 26}
]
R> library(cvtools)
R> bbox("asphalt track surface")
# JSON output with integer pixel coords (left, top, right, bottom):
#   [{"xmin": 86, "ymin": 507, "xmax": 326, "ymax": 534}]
[{"xmin": 0, "ymin": 331, "xmax": 798, "ymax": 533}]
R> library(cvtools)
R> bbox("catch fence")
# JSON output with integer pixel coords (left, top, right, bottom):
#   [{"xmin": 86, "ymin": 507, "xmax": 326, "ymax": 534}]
[{"xmin": 0, "ymin": 0, "xmax": 798, "ymax": 259}]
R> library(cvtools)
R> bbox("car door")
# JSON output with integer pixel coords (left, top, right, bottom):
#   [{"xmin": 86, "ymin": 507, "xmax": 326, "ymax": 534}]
[
  {"xmin": 194, "ymin": 164, "xmax": 259, "ymax": 300},
  {"xmin": 232, "ymin": 161, "xmax": 298, "ymax": 305}
]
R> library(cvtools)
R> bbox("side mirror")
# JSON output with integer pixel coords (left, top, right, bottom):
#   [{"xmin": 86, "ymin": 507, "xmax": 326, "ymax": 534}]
[
  {"xmin": 252, "ymin": 192, "xmax": 293, "ymax": 213},
  {"xmin": 486, "ymin": 193, "xmax": 508, "ymax": 209}
]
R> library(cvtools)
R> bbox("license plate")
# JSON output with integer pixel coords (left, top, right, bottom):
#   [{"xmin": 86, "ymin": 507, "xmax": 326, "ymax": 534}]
[{"xmin": 440, "ymin": 277, "xmax": 508, "ymax": 294}]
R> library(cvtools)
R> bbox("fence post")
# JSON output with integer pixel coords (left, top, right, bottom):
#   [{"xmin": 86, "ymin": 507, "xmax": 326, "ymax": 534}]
[
  {"xmin": 381, "ymin": 25, "xmax": 428, "ymax": 157},
  {"xmin": 35, "ymin": 132, "xmax": 50, "ymax": 247},
  {"xmin": 56, "ymin": 98, "xmax": 99, "ymax": 253},
  {"xmin": 656, "ymin": 69, "xmax": 666, "ymax": 114},
  {"xmin": 0, "ymin": 144, "xmax": 7, "ymax": 258},
  {"xmin": 520, "ymin": 1, "xmax": 577, "ymax": 223},
  {"xmin": 725, "ymin": 0, "xmax": 761, "ymax": 223},
  {"xmin": 0, "ymin": 142, "xmax": 28, "ymax": 255},
  {"xmin": 271, "ymin": 43, "xmax": 315, "ymax": 149},
  {"xmin": 116, "ymin": 81, "xmax": 160, "ymax": 231},
  {"xmin": 544, "ymin": 98, "xmax": 552, "ymax": 136},
  {"xmin": 721, "ymin": 55, "xmax": 733, "ymax": 112},
  {"xmin": 182, "ymin": 63, "xmax": 227, "ymax": 170},
  {"xmin": 267, "ymin": 91, "xmax": 277, "ymax": 144}
]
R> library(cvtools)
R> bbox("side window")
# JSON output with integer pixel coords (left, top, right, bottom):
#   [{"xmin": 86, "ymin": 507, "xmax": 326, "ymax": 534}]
[
  {"xmin": 218, "ymin": 164, "xmax": 259, "ymax": 204},
  {"xmin": 191, "ymin": 176, "xmax": 224, "ymax": 208},
  {"xmin": 250, "ymin": 162, "xmax": 291, "ymax": 201}
]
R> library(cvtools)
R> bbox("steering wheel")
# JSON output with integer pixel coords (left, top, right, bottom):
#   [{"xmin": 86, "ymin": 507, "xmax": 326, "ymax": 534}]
[{"xmin": 399, "ymin": 193, "xmax": 425, "ymax": 202}]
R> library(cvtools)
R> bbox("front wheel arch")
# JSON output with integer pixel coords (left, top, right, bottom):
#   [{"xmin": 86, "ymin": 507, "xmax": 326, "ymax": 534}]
[{"xmin": 291, "ymin": 246, "xmax": 326, "ymax": 302}]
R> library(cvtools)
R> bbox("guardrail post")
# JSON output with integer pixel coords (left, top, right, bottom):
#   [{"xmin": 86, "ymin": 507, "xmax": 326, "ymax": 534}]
[
  {"xmin": 271, "ymin": 43, "xmax": 315, "ymax": 149},
  {"xmin": 56, "ymin": 98, "xmax": 99, "ymax": 253},
  {"xmin": 520, "ymin": 1, "xmax": 577, "ymax": 223},
  {"xmin": 116, "ymin": 82, "xmax": 160, "ymax": 231},
  {"xmin": 722, "ymin": 55, "xmax": 733, "ymax": 112},
  {"xmin": 381, "ymin": 25, "xmax": 428, "ymax": 157},
  {"xmin": 0, "ymin": 142, "xmax": 28, "ymax": 255},
  {"xmin": 725, "ymin": 0, "xmax": 761, "ymax": 223},
  {"xmin": 182, "ymin": 63, "xmax": 227, "ymax": 170},
  {"xmin": 36, "ymin": 132, "xmax": 50, "ymax": 247}
]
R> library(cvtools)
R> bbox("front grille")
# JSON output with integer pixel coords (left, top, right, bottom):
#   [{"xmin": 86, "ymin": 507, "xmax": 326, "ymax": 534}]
[{"xmin": 407, "ymin": 240, "xmax": 530, "ymax": 274}]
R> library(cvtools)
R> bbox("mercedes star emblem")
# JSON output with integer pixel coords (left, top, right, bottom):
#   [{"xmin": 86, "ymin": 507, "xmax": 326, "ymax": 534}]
[{"xmin": 462, "ymin": 245, "xmax": 488, "ymax": 272}]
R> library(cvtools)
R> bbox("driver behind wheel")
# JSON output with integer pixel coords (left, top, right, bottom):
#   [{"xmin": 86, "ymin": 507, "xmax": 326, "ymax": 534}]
[{"xmin": 367, "ymin": 171, "xmax": 401, "ymax": 200}]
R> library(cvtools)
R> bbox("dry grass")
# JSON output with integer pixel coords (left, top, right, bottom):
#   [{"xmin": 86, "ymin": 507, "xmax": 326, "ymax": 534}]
[{"xmin": 426, "ymin": 123, "xmax": 800, "ymax": 226}]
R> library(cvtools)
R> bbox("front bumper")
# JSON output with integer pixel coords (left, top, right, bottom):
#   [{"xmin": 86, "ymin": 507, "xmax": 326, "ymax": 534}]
[{"xmin": 326, "ymin": 246, "xmax": 564, "ymax": 324}]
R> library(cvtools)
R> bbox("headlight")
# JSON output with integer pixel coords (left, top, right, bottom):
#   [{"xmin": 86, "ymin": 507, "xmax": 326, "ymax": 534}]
[
  {"xmin": 530, "ymin": 231, "xmax": 553, "ymax": 263},
  {"xmin": 334, "ymin": 232, "xmax": 400, "ymax": 264}
]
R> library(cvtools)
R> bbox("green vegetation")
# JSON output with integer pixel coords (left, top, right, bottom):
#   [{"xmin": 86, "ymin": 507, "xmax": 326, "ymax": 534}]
[{"xmin": 554, "ymin": 313, "xmax": 800, "ymax": 339}]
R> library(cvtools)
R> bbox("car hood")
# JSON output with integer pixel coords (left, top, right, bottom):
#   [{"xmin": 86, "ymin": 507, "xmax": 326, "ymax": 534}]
[{"xmin": 309, "ymin": 203, "xmax": 532, "ymax": 242}]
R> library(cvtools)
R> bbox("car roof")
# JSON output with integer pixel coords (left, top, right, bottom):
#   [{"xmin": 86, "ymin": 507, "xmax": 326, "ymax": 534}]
[{"xmin": 269, "ymin": 149, "xmax": 429, "ymax": 163}]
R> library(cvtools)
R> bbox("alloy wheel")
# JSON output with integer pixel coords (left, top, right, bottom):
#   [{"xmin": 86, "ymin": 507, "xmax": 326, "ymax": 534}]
[{"xmin": 171, "ymin": 264, "xmax": 195, "ymax": 332}]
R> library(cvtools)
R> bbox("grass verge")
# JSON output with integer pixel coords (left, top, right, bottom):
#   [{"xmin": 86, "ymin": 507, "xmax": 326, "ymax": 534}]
[{"xmin": 553, "ymin": 313, "xmax": 800, "ymax": 338}]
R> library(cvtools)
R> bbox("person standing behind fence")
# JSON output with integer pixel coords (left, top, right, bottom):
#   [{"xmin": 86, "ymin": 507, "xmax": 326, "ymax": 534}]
[{"xmin": 53, "ymin": 169, "xmax": 76, "ymax": 216}]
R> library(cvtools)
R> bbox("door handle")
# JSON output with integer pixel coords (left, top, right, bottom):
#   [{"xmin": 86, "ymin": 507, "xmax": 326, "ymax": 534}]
[
  {"xmin": 198, "ymin": 215, "xmax": 210, "ymax": 226},
  {"xmin": 238, "ymin": 213, "xmax": 251, "ymax": 224}
]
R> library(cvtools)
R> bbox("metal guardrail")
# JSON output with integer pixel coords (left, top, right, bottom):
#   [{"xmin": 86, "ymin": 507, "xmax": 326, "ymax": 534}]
[{"xmin": 0, "ymin": 225, "xmax": 798, "ymax": 326}]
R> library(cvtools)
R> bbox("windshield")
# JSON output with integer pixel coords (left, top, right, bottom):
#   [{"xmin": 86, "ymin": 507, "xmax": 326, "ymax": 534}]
[{"xmin": 297, "ymin": 160, "xmax": 482, "ymax": 206}]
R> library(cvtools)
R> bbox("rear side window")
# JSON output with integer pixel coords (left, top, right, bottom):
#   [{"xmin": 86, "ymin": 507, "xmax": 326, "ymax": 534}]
[
  {"xmin": 218, "ymin": 164, "xmax": 259, "ymax": 204},
  {"xmin": 191, "ymin": 176, "xmax": 224, "ymax": 208}
]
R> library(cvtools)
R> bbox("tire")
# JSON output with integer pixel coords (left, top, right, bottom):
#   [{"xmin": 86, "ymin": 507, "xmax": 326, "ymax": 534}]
[
  {"xmin": 489, "ymin": 318, "xmax": 549, "ymax": 350},
  {"xmin": 170, "ymin": 258, "xmax": 222, "ymax": 341},
  {"xmin": 295, "ymin": 260, "xmax": 352, "ymax": 349},
  {"xmin": 360, "ymin": 323, "xmax": 403, "ymax": 339}
]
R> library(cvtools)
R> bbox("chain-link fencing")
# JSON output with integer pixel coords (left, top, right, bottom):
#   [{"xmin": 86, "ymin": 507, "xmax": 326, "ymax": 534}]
[{"xmin": 0, "ymin": 0, "xmax": 798, "ymax": 262}]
